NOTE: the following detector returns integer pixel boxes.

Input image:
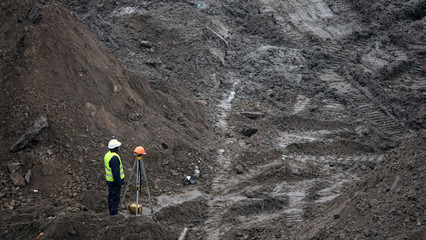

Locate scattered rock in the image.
[68,227,77,236]
[161,142,169,149]
[338,233,346,240]
[81,205,87,211]
[234,163,244,174]
[7,162,21,173]
[145,58,162,67]
[10,172,26,186]
[363,229,377,237]
[290,167,300,176]
[10,115,49,152]
[46,148,53,156]
[27,5,42,23]
[113,84,121,94]
[244,189,255,198]
[0,192,4,199]
[25,170,31,184]
[225,132,233,138]
[193,166,200,178]
[390,176,401,192]
[170,169,179,176]
[140,40,153,48]
[85,102,97,117]
[242,128,258,137]
[20,151,35,168]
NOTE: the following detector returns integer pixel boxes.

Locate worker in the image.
[104,139,125,216]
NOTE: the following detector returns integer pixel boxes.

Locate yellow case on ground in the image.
[129,203,142,214]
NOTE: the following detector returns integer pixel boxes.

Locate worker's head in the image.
[108,139,121,151]
[134,146,146,156]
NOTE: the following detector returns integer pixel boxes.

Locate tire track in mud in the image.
[395,44,426,91]
[331,59,411,137]
[201,0,395,236]
[264,0,414,140]
[263,0,359,41]
[201,88,387,238]
[273,130,386,224]
[203,75,242,240]
[319,68,409,138]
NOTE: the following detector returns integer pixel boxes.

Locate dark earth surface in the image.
[0,0,425,239]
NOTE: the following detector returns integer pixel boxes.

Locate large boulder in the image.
[9,115,48,152]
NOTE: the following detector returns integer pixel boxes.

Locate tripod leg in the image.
[120,160,137,208]
[135,159,140,216]
[140,159,154,214]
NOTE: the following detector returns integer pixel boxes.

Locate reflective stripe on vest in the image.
[104,151,125,182]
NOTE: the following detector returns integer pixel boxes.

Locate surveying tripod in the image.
[120,148,154,216]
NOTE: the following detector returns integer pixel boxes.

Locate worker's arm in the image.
[109,156,122,186]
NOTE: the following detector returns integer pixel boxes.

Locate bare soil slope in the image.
[0,1,214,239]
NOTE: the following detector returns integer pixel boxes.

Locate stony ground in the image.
[0,0,425,239]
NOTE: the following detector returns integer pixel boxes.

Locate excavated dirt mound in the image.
[295,130,426,240]
[1,0,425,239]
[2,207,176,240]
[1,0,215,238]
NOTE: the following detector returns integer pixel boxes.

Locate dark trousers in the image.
[107,181,121,215]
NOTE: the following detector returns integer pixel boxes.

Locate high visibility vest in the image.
[104,151,125,182]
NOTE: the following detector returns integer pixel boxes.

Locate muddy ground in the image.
[0,0,425,239]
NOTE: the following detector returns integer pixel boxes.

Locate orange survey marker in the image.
[37,232,44,239]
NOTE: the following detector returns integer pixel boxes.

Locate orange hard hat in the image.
[134,146,146,155]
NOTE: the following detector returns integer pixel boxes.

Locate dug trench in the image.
[0,0,425,239]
